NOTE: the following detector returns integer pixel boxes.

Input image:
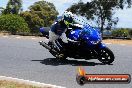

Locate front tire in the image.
[98,47,115,64]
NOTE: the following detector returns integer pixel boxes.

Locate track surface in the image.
[0,35,131,88]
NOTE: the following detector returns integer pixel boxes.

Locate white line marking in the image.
[120,44,126,46]
[45,39,49,41]
[105,43,112,45]
[16,36,21,39]
[31,38,36,40]
[3,36,8,38]
[0,76,65,88]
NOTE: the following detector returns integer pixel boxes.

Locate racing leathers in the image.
[48,20,68,51]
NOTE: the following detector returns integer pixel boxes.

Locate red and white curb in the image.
[0,76,66,88]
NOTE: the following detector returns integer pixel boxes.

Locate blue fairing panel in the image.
[39,27,50,36]
[68,29,81,41]
[40,27,45,33]
[99,43,106,49]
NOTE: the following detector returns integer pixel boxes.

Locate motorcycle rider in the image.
[48,11,83,51]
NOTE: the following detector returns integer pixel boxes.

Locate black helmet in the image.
[62,11,74,26]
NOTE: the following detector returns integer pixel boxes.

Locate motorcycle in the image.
[39,24,115,64]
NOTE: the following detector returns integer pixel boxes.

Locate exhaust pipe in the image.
[39,41,57,53]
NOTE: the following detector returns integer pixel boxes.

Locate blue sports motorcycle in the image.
[39,24,115,64]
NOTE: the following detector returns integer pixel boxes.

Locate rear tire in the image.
[98,47,115,64]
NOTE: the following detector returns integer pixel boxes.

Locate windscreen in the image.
[72,15,91,26]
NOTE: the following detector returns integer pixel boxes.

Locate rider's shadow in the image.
[31,58,108,66]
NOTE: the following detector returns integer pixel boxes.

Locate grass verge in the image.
[0,80,51,88]
[103,39,132,45]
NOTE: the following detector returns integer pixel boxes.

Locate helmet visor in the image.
[64,16,73,23]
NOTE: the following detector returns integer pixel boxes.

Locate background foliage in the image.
[0,0,132,38]
[111,28,131,37]
[20,1,58,33]
[67,0,132,35]
[3,0,22,14]
[0,14,29,34]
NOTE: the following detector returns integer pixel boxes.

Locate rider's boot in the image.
[48,41,54,49]
[48,41,52,46]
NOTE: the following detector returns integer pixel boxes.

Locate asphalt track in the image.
[0,35,132,88]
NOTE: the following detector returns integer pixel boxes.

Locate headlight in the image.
[90,40,100,45]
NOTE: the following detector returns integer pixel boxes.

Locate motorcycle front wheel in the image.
[98,47,115,64]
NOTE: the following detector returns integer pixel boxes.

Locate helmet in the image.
[62,11,74,26]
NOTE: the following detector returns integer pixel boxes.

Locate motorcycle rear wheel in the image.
[98,47,115,64]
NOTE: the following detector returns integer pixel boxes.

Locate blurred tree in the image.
[20,0,58,33]
[119,0,132,9]
[20,11,44,33]
[129,29,132,36]
[3,0,22,14]
[29,0,58,26]
[0,14,29,34]
[111,28,129,37]
[0,7,4,14]
[67,0,132,36]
